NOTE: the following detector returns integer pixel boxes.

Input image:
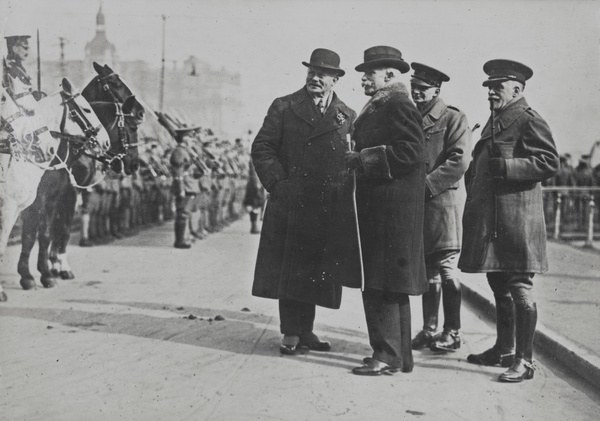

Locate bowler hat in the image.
[482,59,533,87]
[410,62,450,88]
[302,48,345,76]
[355,46,410,73]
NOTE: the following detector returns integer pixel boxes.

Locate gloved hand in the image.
[345,151,362,170]
[489,157,507,178]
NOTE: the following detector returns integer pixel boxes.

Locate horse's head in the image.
[90,95,145,175]
[82,63,145,121]
[35,78,111,164]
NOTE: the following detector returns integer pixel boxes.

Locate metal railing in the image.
[542,186,600,247]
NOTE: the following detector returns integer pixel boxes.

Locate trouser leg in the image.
[362,290,409,369]
[279,298,315,337]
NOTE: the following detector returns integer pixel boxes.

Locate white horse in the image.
[0,78,110,301]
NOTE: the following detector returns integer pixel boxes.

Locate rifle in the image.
[36,29,41,93]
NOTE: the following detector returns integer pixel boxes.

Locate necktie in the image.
[317,99,325,115]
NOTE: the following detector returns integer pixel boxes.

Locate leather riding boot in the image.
[174,218,191,249]
[399,295,413,373]
[442,278,461,332]
[499,300,537,382]
[430,279,462,352]
[411,283,441,350]
[467,295,515,366]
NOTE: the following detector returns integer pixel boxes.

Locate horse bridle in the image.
[94,73,140,165]
[101,101,139,167]
[50,90,105,160]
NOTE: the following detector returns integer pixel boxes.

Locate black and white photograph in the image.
[1,0,599,419]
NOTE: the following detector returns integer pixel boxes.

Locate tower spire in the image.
[96,1,105,34]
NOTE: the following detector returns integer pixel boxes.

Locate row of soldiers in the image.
[543,152,600,230]
[77,129,255,247]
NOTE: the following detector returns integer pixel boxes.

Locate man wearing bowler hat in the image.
[459,59,558,382]
[251,48,356,355]
[408,63,472,353]
[345,46,427,375]
[170,125,202,249]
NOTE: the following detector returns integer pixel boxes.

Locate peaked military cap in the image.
[5,35,30,49]
[410,62,450,88]
[302,48,345,76]
[482,59,533,87]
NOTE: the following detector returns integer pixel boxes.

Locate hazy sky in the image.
[2,0,600,157]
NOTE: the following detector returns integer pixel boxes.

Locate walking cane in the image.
[489,101,499,240]
[347,134,365,291]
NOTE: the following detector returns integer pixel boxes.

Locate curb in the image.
[462,284,600,391]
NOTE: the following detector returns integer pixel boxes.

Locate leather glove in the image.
[345,151,362,170]
[489,157,507,178]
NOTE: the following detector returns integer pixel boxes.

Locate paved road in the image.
[1,219,599,420]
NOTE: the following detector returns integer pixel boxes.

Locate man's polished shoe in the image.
[430,330,461,352]
[411,329,436,350]
[279,343,297,355]
[174,242,192,249]
[298,333,331,352]
[298,340,331,352]
[352,358,398,376]
[280,335,300,355]
[498,358,535,382]
[467,347,515,367]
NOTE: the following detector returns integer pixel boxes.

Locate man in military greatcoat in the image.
[408,63,471,353]
[170,126,202,249]
[251,48,356,355]
[460,60,559,383]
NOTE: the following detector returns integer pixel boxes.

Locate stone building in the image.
[37,4,243,137]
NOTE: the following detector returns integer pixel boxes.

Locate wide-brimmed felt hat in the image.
[302,48,345,76]
[410,62,450,88]
[355,46,410,73]
[482,59,533,87]
[174,125,202,138]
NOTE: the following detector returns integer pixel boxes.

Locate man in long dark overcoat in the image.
[344,46,427,376]
[408,63,472,353]
[460,60,558,383]
[251,48,356,355]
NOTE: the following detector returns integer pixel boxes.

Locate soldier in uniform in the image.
[170,125,202,249]
[460,60,558,382]
[408,63,472,353]
[3,35,45,107]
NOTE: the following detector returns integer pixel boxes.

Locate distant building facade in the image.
[37,4,243,137]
